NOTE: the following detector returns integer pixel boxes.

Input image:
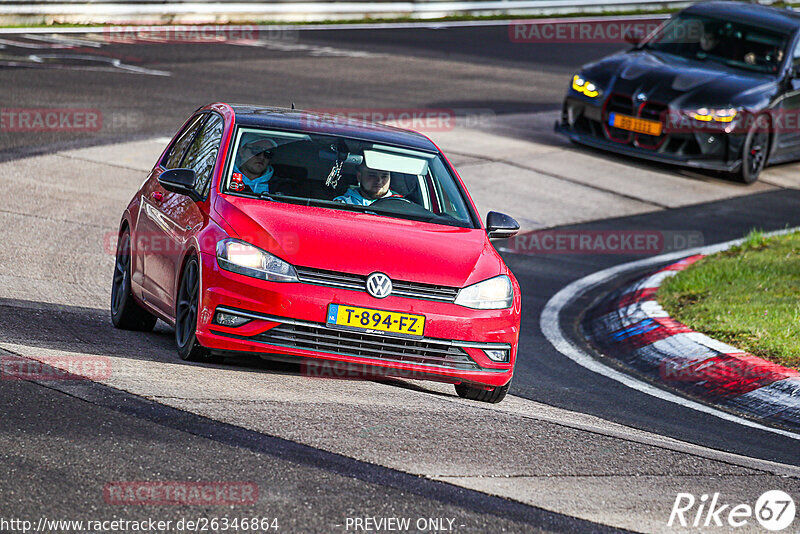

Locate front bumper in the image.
[557,95,744,173]
[195,252,520,388]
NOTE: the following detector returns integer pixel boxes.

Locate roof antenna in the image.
[291,102,296,110]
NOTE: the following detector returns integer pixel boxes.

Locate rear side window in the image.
[163,114,206,169]
[182,114,224,197]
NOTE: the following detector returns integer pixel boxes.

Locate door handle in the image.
[152,191,163,202]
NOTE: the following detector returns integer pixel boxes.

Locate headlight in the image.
[216,238,298,282]
[455,275,513,310]
[572,74,601,98]
[687,108,737,123]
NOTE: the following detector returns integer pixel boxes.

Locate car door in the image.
[135,113,207,316]
[152,113,225,318]
[774,37,800,153]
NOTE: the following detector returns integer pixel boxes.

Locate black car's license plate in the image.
[609,112,663,136]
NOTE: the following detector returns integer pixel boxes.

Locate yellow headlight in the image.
[689,108,737,122]
[572,75,600,98]
[690,108,713,121]
[713,109,737,123]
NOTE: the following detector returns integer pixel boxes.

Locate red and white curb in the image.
[540,227,800,440]
[585,255,800,430]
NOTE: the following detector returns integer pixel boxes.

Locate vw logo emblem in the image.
[366,272,392,299]
[635,92,647,102]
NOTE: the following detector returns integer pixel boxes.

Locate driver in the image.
[699,27,718,53]
[232,135,278,194]
[334,163,399,206]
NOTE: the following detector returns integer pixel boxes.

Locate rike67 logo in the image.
[668,491,795,531]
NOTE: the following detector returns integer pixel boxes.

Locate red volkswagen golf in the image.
[111,103,521,403]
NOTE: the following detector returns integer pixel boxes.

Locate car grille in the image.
[637,101,668,148]
[605,94,635,141]
[295,266,460,303]
[604,94,667,148]
[253,322,480,370]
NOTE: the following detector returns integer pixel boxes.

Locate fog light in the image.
[214,311,250,327]
[484,349,509,362]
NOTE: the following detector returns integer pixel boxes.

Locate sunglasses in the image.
[245,147,273,158]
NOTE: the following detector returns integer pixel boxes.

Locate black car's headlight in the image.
[455,275,514,310]
[572,74,601,98]
[686,108,738,123]
[216,238,298,282]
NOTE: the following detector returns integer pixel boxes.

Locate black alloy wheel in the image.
[736,117,770,184]
[175,256,220,363]
[111,230,157,331]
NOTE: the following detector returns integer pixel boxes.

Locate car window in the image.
[163,114,206,169]
[644,14,790,74]
[222,126,478,229]
[793,38,800,64]
[182,114,224,198]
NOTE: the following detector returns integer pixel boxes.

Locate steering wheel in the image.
[369,196,414,207]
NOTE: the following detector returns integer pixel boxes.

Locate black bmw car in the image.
[557,1,800,183]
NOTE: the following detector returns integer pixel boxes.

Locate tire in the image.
[111,229,157,331]
[735,116,770,184]
[454,382,510,404]
[175,256,221,363]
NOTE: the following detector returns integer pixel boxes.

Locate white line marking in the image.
[632,269,677,290]
[539,226,800,441]
[683,331,743,355]
[26,53,170,76]
[638,299,669,318]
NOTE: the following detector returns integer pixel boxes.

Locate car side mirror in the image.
[624,33,641,46]
[486,211,520,239]
[158,168,201,201]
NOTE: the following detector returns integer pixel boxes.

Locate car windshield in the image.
[642,14,790,74]
[223,126,477,228]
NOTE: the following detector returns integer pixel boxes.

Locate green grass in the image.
[658,230,800,370]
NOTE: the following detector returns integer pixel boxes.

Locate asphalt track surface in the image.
[1,23,799,532]
[0,25,622,159]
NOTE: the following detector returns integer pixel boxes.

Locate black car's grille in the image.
[606,94,634,115]
[636,101,668,148]
[604,94,668,149]
[639,101,667,122]
[605,94,634,141]
[295,266,459,303]
[254,323,480,370]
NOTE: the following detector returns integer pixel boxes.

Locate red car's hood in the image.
[214,196,503,287]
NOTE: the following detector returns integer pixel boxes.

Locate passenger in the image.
[232,136,278,194]
[334,163,399,206]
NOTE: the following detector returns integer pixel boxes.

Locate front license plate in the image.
[608,112,663,136]
[326,304,425,338]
